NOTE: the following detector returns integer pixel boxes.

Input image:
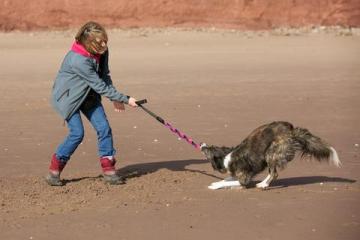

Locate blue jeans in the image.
[56,101,115,162]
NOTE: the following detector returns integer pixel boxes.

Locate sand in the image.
[0,29,359,240]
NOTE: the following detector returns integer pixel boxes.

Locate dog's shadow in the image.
[265,176,356,189]
[116,159,218,179]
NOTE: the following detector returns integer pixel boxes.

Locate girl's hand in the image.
[113,101,125,112]
[128,97,138,107]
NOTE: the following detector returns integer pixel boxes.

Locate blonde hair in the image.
[75,21,108,55]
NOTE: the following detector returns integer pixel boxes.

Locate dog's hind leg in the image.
[256,167,278,189]
[256,173,271,189]
[257,138,294,189]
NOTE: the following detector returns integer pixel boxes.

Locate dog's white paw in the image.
[208,180,241,190]
[208,184,221,190]
[209,177,237,186]
[208,181,225,189]
[210,180,225,186]
[256,182,269,189]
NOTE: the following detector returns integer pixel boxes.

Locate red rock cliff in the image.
[0,0,359,31]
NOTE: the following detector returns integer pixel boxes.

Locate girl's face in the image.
[75,22,109,55]
[86,35,108,55]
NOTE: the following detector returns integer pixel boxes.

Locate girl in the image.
[46,21,137,186]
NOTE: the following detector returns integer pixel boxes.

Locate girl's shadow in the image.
[116,159,219,180]
[63,159,214,185]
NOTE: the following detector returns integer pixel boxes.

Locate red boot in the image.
[45,154,66,186]
[100,156,124,185]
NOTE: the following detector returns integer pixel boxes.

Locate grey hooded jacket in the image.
[51,50,129,120]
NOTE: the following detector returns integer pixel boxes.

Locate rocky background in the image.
[1,0,359,31]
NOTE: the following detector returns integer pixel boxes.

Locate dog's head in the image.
[200,143,232,173]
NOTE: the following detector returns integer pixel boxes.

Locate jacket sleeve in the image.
[72,56,129,104]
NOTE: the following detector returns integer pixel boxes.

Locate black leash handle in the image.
[135,99,147,106]
[135,99,165,124]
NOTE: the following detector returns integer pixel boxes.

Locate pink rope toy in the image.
[135,99,201,150]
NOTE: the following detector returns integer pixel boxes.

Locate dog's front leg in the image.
[224,176,237,181]
[237,171,252,187]
[208,174,242,190]
[208,180,242,190]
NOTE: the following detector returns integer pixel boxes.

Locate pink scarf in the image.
[71,41,100,63]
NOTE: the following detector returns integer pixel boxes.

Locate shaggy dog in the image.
[201,121,341,190]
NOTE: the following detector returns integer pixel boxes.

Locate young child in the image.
[46,21,138,186]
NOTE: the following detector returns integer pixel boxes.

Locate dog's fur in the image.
[201,121,341,189]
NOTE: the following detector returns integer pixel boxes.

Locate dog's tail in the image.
[293,127,341,167]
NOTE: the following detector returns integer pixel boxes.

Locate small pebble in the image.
[133,126,137,129]
[355,143,359,147]
[153,139,158,142]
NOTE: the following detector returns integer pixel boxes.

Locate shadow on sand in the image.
[63,159,216,185]
[267,176,356,189]
[116,159,219,179]
[63,160,356,188]
[63,175,102,185]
